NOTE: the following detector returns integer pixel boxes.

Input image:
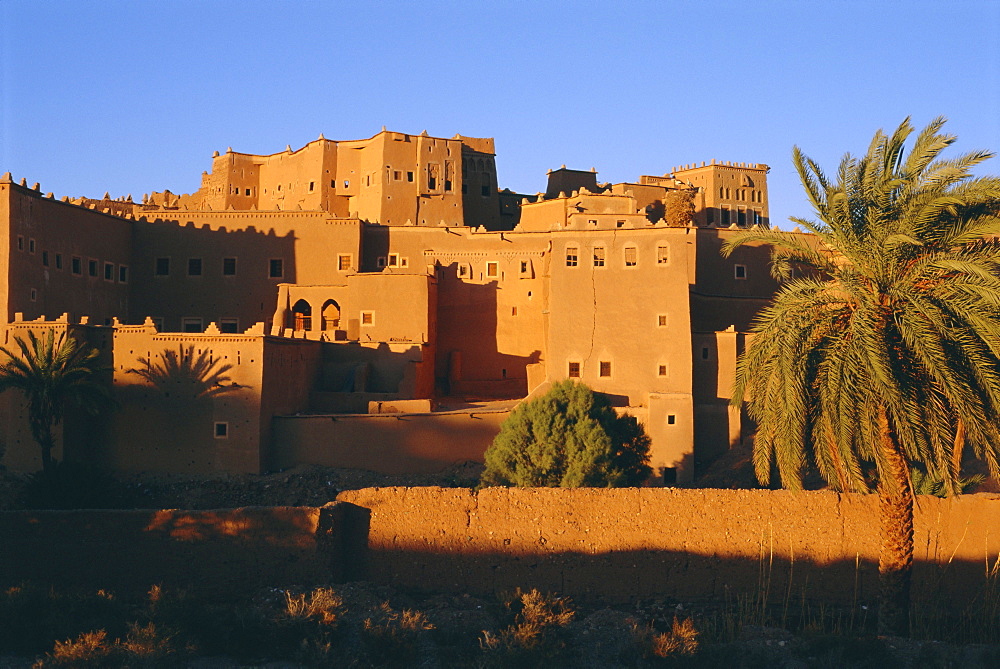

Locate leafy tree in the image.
[0,329,112,473]
[724,117,1000,635]
[480,380,652,487]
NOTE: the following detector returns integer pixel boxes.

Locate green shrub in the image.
[480,380,652,487]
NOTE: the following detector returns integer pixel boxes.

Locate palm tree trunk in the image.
[877,411,914,637]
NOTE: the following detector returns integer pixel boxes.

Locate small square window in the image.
[593,247,605,267]
[309,181,315,192]
[407,172,414,182]
[338,254,352,271]
[667,414,676,425]
[343,180,350,188]
[388,253,400,268]
[330,179,336,188]
[624,247,637,267]
[223,257,237,276]
[568,362,581,378]
[72,256,82,275]
[214,422,229,439]
[361,311,374,326]
[55,253,62,270]
[118,265,129,283]
[30,288,37,302]
[269,258,284,278]
[245,188,250,196]
[458,264,469,278]
[701,346,710,360]
[377,256,387,268]
[658,364,668,377]
[155,258,170,276]
[28,238,35,254]
[588,219,598,226]
[657,245,669,264]
[393,171,402,181]
[88,259,98,277]
[41,251,49,267]
[187,258,203,276]
[220,318,239,334]
[481,184,490,197]
[616,220,626,228]
[658,314,668,327]
[520,260,528,273]
[486,261,499,278]
[104,262,114,281]
[181,317,203,333]
[16,236,23,251]
[735,264,747,279]
[600,361,611,377]
[565,247,578,267]
[445,180,453,191]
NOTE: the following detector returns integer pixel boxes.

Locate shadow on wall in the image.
[131,218,298,332]
[128,345,241,398]
[435,265,542,398]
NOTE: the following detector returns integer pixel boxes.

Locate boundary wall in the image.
[2,489,1000,609]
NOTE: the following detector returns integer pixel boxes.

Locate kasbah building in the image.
[0,128,785,484]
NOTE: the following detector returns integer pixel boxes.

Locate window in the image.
[309,181,315,192]
[393,171,402,181]
[118,265,129,283]
[71,256,82,275]
[155,257,170,276]
[181,317,203,333]
[245,188,250,196]
[616,220,625,228]
[568,361,581,378]
[735,264,747,279]
[88,259,98,277]
[407,171,414,182]
[721,208,731,226]
[214,422,229,439]
[55,253,62,270]
[701,346,710,360]
[377,256,387,268]
[481,184,490,196]
[512,306,518,316]
[388,253,400,268]
[428,177,437,189]
[343,180,349,188]
[624,247,637,267]
[458,264,469,278]
[16,236,23,251]
[565,246,578,267]
[41,251,49,267]
[223,257,237,276]
[656,245,669,264]
[738,209,747,226]
[219,318,239,334]
[30,288,36,302]
[658,364,668,377]
[658,314,668,327]
[187,258,202,276]
[753,209,763,226]
[331,179,336,188]
[361,311,374,326]
[592,247,605,267]
[269,258,284,278]
[104,262,114,281]
[520,260,528,273]
[338,254,352,271]
[600,361,611,377]
[486,261,499,278]
[28,239,35,254]
[667,414,676,425]
[445,180,452,191]
[588,219,598,226]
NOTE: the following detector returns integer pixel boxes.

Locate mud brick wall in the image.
[0,505,347,599]
[337,487,1000,607]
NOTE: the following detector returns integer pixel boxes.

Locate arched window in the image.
[290,299,312,331]
[321,299,341,330]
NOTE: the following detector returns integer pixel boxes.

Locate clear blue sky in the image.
[2,0,998,228]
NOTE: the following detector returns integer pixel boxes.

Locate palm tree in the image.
[0,329,112,473]
[724,117,1000,636]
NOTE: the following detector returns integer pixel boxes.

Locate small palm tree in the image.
[725,117,1000,636]
[0,329,112,473]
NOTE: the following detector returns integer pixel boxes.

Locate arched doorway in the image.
[321,299,341,331]
[290,299,312,332]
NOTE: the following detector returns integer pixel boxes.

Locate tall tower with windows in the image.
[671,161,769,228]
